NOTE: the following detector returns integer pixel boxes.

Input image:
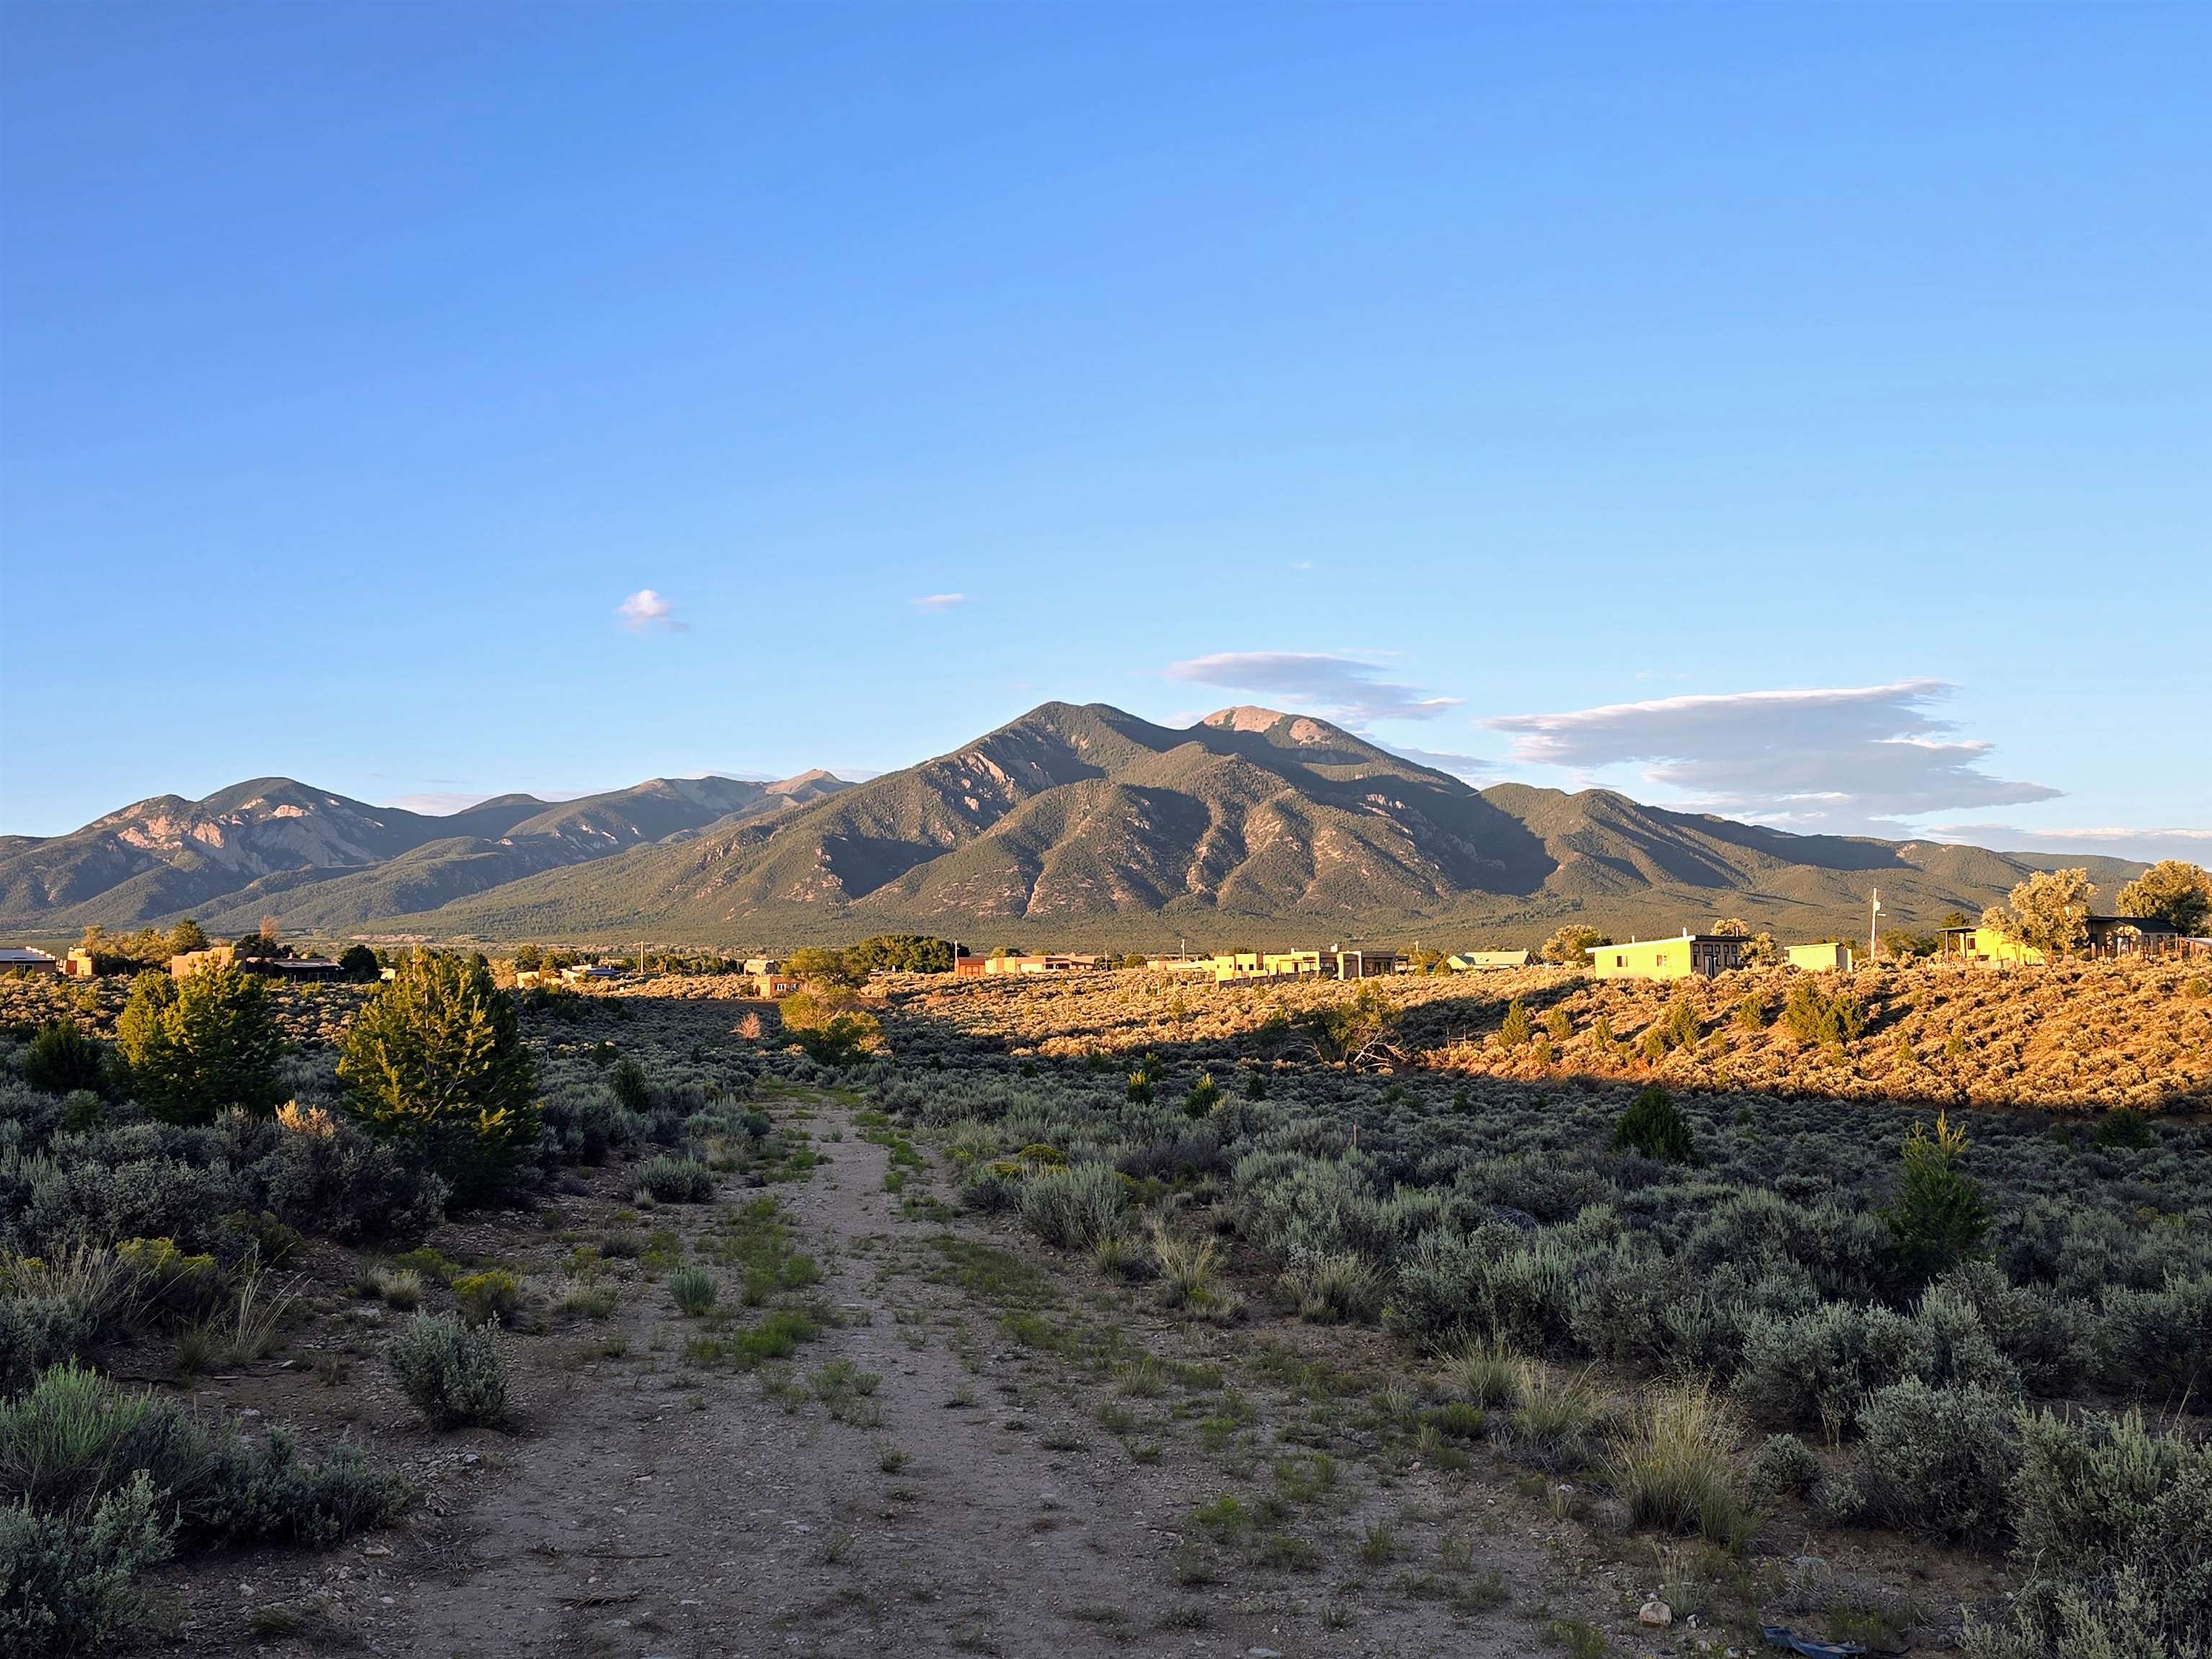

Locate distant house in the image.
[0,947,59,976]
[1155,946,1400,984]
[169,944,341,981]
[559,963,626,986]
[514,968,546,989]
[1786,942,1854,973]
[1942,916,2188,965]
[1447,950,1532,971]
[750,971,799,998]
[63,948,99,979]
[742,957,783,976]
[957,953,1099,977]
[1586,932,1748,981]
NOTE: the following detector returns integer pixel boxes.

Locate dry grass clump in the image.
[1606,1381,1757,1548]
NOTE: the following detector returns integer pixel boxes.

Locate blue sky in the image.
[3,4,2206,859]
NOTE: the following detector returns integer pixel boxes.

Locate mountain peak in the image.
[1199,706,1355,748]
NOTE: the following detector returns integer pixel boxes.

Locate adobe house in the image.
[1586,931,1748,981]
[0,947,59,976]
[63,948,99,978]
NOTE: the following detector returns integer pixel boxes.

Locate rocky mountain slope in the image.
[339,703,2144,946]
[0,772,848,935]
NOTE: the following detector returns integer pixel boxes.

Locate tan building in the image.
[0,947,59,976]
[1447,950,1532,971]
[1586,932,1748,981]
[62,948,99,979]
[170,944,238,979]
[1786,942,1853,973]
[955,953,1098,977]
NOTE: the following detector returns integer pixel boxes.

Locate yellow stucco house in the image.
[1586,932,1748,981]
[1786,942,1854,972]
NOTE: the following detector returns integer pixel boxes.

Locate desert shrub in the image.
[449,1269,521,1325]
[1960,1406,2212,1658]
[1884,1112,1991,1285]
[1151,1223,1239,1321]
[116,967,285,1124]
[1687,1188,1900,1304]
[192,1428,410,1546]
[1747,1432,1822,1500]
[22,1022,104,1098]
[0,1471,171,1656]
[1507,1360,1604,1471]
[338,952,540,1208]
[537,1079,642,1166]
[1182,1073,1220,1118]
[1733,994,1766,1033]
[2094,1273,2212,1399]
[1018,1163,1125,1250]
[1655,999,1700,1052]
[1607,1382,1755,1548]
[2091,1107,2156,1152]
[1279,1248,1382,1323]
[263,1115,446,1244]
[386,1313,507,1429]
[1841,1380,2018,1542]
[632,1155,713,1203]
[1613,1085,1693,1164]
[1930,1261,2089,1395]
[1908,1279,2020,1393]
[667,1266,716,1316]
[1734,1301,1921,1437]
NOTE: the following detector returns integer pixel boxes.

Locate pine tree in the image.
[117,964,284,1123]
[339,951,539,1207]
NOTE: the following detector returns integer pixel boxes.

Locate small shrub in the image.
[0,1472,171,1656]
[386,1314,507,1429]
[1733,994,1766,1033]
[1018,1163,1125,1251]
[633,1156,714,1203]
[1182,1073,1220,1118]
[609,1057,652,1115]
[2090,1107,2156,1151]
[369,1267,425,1311]
[1498,1000,1534,1048]
[450,1269,522,1326]
[1443,1336,1523,1408]
[667,1266,716,1317]
[1845,1379,2018,1542]
[1614,1085,1694,1164]
[1747,1433,1822,1500]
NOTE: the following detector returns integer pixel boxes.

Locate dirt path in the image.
[389,1091,1558,1658]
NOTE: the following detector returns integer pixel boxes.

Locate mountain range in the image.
[0,703,2146,948]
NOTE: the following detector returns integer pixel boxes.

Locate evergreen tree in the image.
[117,964,285,1123]
[2114,860,2212,935]
[338,951,539,1207]
[1884,1112,1990,1283]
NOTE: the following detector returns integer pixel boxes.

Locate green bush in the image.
[450,1269,522,1325]
[2090,1107,2156,1151]
[633,1156,713,1202]
[610,1058,652,1115]
[667,1266,716,1316]
[116,966,285,1123]
[0,1473,171,1657]
[1613,1085,1694,1164]
[1183,1074,1220,1118]
[386,1314,507,1429]
[1498,1000,1534,1048]
[1747,1432,1822,1500]
[1843,1380,2018,1542]
[22,1022,104,1097]
[1017,1163,1126,1250]
[338,951,539,1208]
[1782,979,1866,1049]
[1964,1406,2212,1658]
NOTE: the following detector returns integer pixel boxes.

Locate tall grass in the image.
[1607,1381,1757,1549]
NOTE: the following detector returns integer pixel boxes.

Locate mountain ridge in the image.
[0,704,2152,945]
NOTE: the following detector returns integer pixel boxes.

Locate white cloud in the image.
[616,589,686,632]
[1374,745,1498,783]
[1485,679,2060,833]
[1925,823,2212,865]
[1165,651,1461,725]
[388,791,498,815]
[912,593,966,613]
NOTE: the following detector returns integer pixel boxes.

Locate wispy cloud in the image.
[1374,745,1498,783]
[616,589,687,633]
[1165,651,1461,725]
[912,593,966,613]
[388,791,498,815]
[1927,823,2212,865]
[1485,680,2060,833]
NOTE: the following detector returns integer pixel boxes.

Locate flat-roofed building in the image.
[1586,932,1748,981]
[0,947,59,976]
[1786,942,1854,973]
[1448,950,1532,971]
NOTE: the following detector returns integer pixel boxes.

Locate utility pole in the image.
[1868,889,1881,968]
[639,940,647,977]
